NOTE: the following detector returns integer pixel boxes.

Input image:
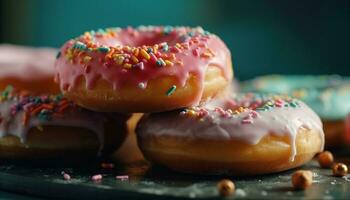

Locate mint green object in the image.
[241,75,350,120]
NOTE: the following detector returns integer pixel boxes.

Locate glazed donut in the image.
[0,44,60,94]
[54,26,232,112]
[137,93,324,175]
[0,87,127,160]
[242,75,350,148]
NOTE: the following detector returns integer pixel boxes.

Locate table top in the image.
[0,191,38,200]
[1,156,350,200]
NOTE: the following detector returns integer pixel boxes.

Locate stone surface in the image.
[0,159,349,199]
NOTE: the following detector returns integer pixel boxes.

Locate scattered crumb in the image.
[235,189,246,197]
[343,176,350,182]
[101,163,115,169]
[91,174,103,181]
[323,195,334,200]
[116,175,129,181]
[189,192,196,198]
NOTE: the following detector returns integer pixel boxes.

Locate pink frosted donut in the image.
[137,93,325,175]
[54,26,232,112]
[0,44,60,94]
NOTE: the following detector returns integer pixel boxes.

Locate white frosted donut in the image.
[0,87,127,160]
[137,93,324,175]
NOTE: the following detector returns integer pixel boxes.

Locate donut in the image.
[54,26,232,112]
[0,44,60,94]
[0,87,127,160]
[136,93,324,175]
[242,75,350,148]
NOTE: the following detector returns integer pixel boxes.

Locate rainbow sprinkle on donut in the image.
[61,26,215,71]
[180,94,301,124]
[55,26,231,92]
[0,86,75,125]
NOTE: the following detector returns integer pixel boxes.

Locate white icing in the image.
[138,97,325,161]
[0,99,106,155]
[0,44,56,79]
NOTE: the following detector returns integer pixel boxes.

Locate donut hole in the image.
[97,31,181,47]
[130,33,179,47]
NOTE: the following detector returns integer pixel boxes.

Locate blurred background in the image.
[0,0,349,80]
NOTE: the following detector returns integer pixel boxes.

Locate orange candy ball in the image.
[318,151,334,168]
[217,179,235,197]
[291,170,313,190]
[333,163,348,177]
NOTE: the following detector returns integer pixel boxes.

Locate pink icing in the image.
[55,26,231,104]
[0,44,57,80]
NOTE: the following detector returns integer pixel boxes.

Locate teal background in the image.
[1,0,350,80]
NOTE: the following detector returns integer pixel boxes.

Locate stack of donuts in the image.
[1,26,326,176]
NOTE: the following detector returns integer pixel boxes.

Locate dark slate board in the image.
[0,158,350,200]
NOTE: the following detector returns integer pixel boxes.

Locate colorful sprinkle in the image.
[136,62,144,70]
[73,41,87,50]
[115,55,125,65]
[61,171,71,180]
[91,174,103,181]
[83,56,92,63]
[180,94,301,125]
[201,52,212,58]
[192,48,199,57]
[162,43,169,52]
[164,60,173,67]
[123,63,132,69]
[156,58,166,67]
[98,46,110,53]
[166,85,177,96]
[149,53,158,64]
[241,118,253,124]
[131,55,139,64]
[140,49,151,60]
[116,175,129,181]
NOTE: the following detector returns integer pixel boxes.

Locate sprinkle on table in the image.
[61,171,71,181]
[101,163,115,169]
[91,174,103,181]
[116,175,129,181]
